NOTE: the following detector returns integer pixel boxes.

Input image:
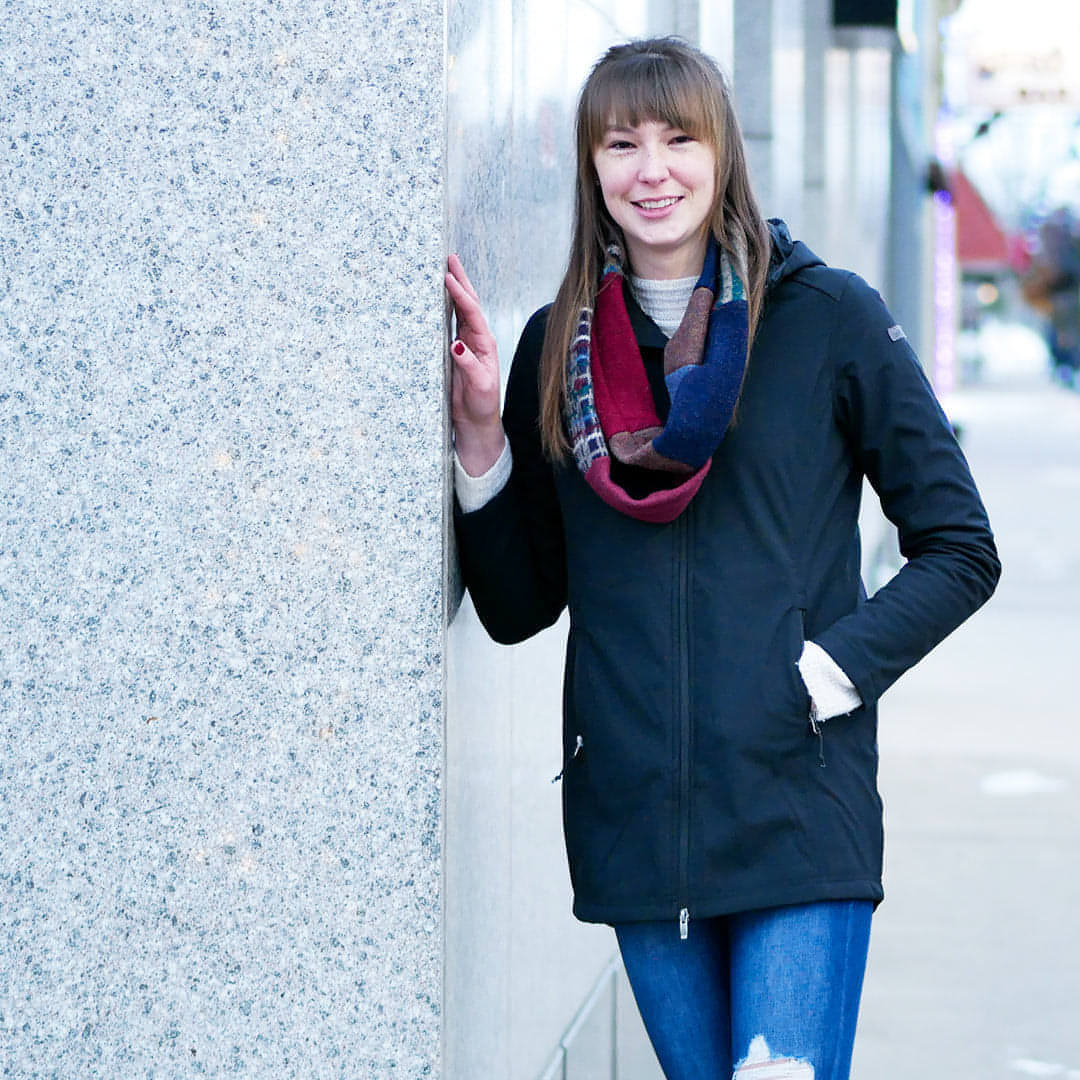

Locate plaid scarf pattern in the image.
[565,237,748,523]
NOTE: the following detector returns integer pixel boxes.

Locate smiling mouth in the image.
[633,196,682,209]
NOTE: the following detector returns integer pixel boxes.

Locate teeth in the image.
[635,197,679,209]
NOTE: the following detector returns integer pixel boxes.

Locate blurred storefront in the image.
[939,0,1080,389]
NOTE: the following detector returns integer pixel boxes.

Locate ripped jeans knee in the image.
[733,1034,816,1079]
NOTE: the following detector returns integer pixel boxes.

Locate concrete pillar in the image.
[674,0,702,41]
[772,0,807,228]
[1,1,446,1075]
[733,0,777,212]
[701,0,735,75]
[802,0,831,255]
[887,41,927,349]
[727,0,809,223]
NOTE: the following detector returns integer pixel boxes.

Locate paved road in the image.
[853,370,1080,1078]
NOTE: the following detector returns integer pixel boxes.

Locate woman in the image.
[445,38,999,1080]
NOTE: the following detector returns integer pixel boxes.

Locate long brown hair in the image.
[539,37,771,460]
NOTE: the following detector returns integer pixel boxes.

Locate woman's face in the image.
[592,118,717,280]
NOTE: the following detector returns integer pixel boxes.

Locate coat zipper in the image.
[809,712,827,768]
[797,609,827,768]
[551,734,583,783]
[676,515,692,939]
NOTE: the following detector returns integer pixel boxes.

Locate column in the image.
[0,2,446,1074]
[733,0,776,212]
[802,0,831,255]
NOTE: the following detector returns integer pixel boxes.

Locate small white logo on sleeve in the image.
[887,324,906,342]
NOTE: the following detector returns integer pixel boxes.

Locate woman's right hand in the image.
[445,254,507,476]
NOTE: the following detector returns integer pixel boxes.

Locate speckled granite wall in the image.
[1,3,445,1075]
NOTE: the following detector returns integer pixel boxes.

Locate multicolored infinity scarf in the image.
[565,237,749,524]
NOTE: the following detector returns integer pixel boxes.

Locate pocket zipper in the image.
[795,615,828,769]
[551,734,583,783]
[808,710,827,768]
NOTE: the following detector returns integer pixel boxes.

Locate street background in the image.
[854,351,1080,1077]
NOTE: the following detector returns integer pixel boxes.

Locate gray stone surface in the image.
[733,0,775,209]
[1,2,445,1075]
[539,1050,567,1080]
[563,967,615,1080]
[772,0,806,226]
[800,0,829,256]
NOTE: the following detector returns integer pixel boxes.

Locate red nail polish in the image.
[452,341,465,356]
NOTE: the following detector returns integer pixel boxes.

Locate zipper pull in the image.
[809,713,826,768]
[679,907,689,940]
[551,735,584,783]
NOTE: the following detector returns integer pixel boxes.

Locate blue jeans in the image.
[614,901,873,1080]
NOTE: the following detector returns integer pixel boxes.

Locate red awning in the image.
[952,168,1010,271]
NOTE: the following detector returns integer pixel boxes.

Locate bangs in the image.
[579,51,717,148]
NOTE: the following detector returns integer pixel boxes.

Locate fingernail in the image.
[452,341,465,356]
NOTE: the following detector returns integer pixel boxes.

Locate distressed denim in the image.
[614,900,873,1080]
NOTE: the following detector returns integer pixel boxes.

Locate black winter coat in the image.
[455,223,1000,927]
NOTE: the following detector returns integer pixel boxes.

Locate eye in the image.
[607,139,634,151]
[670,133,695,145]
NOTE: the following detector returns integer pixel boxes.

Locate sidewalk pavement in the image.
[853,369,1080,1078]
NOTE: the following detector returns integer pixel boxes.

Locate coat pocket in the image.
[736,606,817,770]
[755,606,812,722]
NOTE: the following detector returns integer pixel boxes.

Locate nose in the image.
[637,144,670,184]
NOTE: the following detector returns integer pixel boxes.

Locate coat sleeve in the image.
[453,307,568,644]
[812,274,1001,706]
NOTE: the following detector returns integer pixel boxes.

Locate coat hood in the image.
[766,218,823,291]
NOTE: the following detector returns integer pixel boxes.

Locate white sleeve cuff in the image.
[453,436,512,513]
[797,640,863,723]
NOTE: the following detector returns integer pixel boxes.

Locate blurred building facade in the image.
[0,0,949,1076]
